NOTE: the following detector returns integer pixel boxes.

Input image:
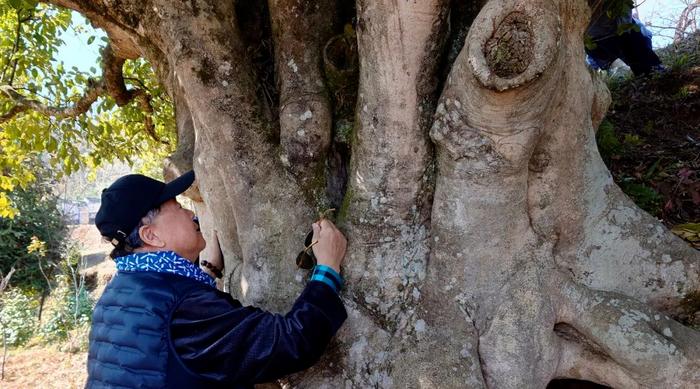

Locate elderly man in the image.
[87,170,347,388]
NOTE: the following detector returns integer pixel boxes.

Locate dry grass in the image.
[1,347,87,388]
[0,225,112,388]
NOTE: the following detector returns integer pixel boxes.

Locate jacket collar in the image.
[114,251,216,288]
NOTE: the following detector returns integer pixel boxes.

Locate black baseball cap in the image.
[95,170,195,246]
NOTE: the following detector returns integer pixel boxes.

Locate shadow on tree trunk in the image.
[548,379,612,389]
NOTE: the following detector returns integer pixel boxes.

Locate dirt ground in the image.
[69,224,112,260]
[1,347,87,388]
[600,34,700,249]
[604,66,700,224]
[1,225,112,388]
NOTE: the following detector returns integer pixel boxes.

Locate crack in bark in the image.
[553,322,611,360]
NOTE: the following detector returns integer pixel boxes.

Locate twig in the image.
[1,324,7,381]
[37,256,53,293]
[13,87,52,102]
[0,266,16,381]
[0,267,16,294]
[6,11,33,86]
[687,135,700,146]
[123,77,152,94]
[1,11,24,83]
[645,24,688,30]
[675,2,700,42]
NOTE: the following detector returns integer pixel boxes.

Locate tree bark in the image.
[41,0,700,387]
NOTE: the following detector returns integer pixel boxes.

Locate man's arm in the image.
[170,276,346,384]
[171,219,347,384]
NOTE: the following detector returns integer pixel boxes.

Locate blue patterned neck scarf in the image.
[115,251,216,288]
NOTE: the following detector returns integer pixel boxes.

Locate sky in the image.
[54,12,105,75]
[635,0,694,47]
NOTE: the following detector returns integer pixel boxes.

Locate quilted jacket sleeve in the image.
[169,280,347,384]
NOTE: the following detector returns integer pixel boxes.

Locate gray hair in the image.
[110,207,161,259]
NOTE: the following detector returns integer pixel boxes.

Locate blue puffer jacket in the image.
[86,271,346,388]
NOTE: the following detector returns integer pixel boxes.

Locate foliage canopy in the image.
[0,0,175,217]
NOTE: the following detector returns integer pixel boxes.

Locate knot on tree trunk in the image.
[484,11,533,78]
[467,0,561,91]
[323,32,359,119]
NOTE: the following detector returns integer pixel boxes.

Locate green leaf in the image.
[46,136,57,152]
[584,34,597,51]
[616,22,640,36]
[7,0,24,11]
[643,158,662,180]
[596,120,621,160]
[673,223,700,233]
[623,134,643,147]
[0,4,172,196]
[33,32,45,45]
[672,224,700,247]
[620,182,662,214]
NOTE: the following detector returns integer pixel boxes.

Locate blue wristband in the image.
[310,264,343,293]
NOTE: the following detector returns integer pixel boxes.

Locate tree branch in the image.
[132,88,167,145]
[0,266,16,295]
[675,2,700,42]
[0,82,105,122]
[0,43,164,143]
[555,333,639,388]
[1,9,30,84]
[559,281,700,387]
[144,0,320,310]
[101,45,165,144]
[101,44,135,107]
[268,0,334,183]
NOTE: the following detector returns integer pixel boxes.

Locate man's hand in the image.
[199,230,224,279]
[311,219,347,273]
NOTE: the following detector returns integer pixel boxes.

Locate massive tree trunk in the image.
[48,0,699,387]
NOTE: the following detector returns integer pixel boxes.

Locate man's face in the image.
[150,199,206,261]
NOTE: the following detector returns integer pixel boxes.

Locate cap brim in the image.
[156,170,195,204]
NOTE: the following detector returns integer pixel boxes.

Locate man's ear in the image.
[139,224,165,248]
